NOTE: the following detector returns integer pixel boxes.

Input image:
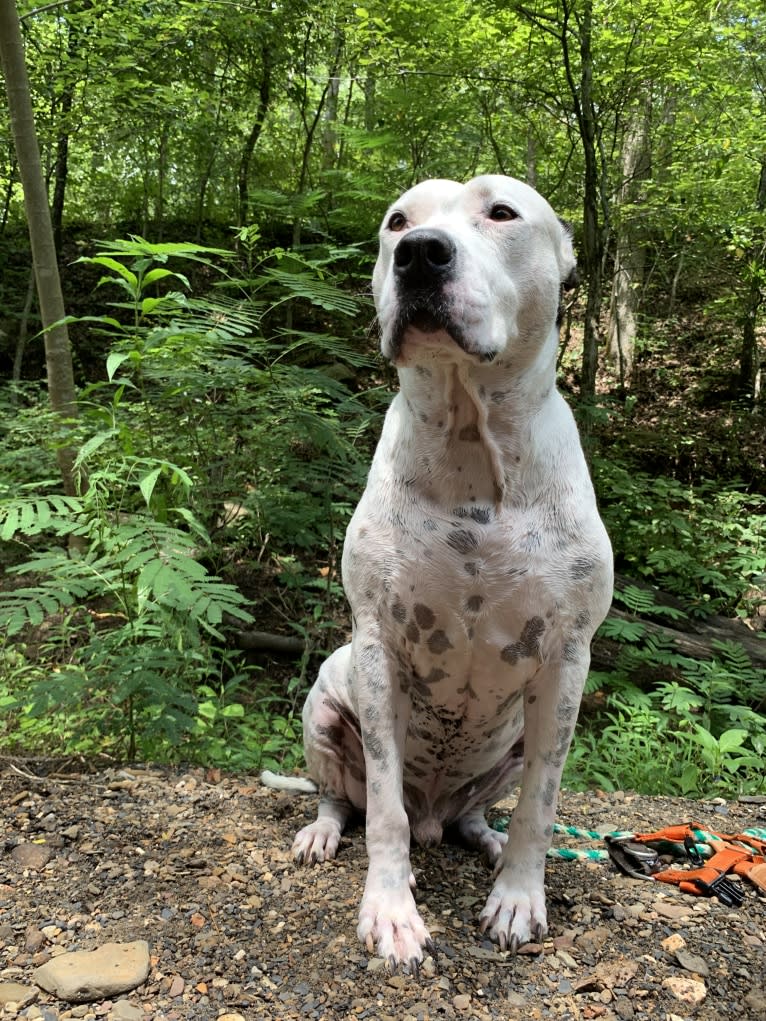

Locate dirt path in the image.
[1,762,764,1020]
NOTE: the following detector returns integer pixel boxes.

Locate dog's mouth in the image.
[389,297,489,362]
[407,308,443,333]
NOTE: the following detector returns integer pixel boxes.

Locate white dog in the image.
[264,175,613,971]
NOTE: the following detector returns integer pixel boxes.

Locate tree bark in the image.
[237,47,271,228]
[561,0,604,402]
[606,101,652,388]
[738,158,766,402]
[592,607,766,675]
[0,0,80,497]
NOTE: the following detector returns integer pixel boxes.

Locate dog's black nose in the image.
[393,228,456,288]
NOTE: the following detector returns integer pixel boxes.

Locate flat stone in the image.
[111,999,144,1021]
[745,990,766,1016]
[33,941,150,1003]
[661,933,686,953]
[662,975,707,1005]
[10,843,54,869]
[0,981,38,1007]
[675,948,710,977]
[652,900,691,921]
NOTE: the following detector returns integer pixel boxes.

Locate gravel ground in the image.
[1,761,765,1021]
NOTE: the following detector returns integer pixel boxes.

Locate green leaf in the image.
[84,256,139,288]
[718,729,749,754]
[76,429,119,465]
[142,268,175,286]
[106,350,132,381]
[139,466,163,506]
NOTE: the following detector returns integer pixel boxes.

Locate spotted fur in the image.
[278,175,613,970]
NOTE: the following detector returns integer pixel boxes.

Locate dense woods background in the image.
[0,0,764,797]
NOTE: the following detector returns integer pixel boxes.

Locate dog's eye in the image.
[387,211,407,232]
[488,204,518,222]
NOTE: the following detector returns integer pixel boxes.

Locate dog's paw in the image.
[457,815,508,866]
[292,818,342,864]
[478,875,547,952]
[357,886,433,972]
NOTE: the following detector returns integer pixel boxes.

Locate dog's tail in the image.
[260,769,317,794]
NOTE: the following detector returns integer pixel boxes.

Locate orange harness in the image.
[630,823,766,903]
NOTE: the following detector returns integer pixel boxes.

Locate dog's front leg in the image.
[353,637,432,971]
[479,656,588,951]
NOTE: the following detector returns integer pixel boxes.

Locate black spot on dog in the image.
[464,561,478,576]
[575,609,592,631]
[571,557,596,579]
[562,638,580,663]
[391,598,407,624]
[414,603,435,629]
[447,528,479,555]
[423,667,447,685]
[500,617,546,665]
[428,629,453,655]
[406,622,420,644]
[466,595,484,613]
[458,423,481,442]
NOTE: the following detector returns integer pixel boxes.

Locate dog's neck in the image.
[390,335,561,514]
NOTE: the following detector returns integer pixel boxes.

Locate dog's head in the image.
[372,175,576,367]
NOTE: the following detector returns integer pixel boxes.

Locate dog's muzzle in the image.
[389,228,477,359]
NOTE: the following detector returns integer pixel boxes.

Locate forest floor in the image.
[1,760,765,1021]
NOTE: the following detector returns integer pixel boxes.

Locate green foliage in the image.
[0,237,381,763]
[567,582,766,798]
[594,456,766,617]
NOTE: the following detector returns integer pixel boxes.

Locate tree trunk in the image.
[196,48,232,240]
[237,47,271,228]
[291,29,344,250]
[0,154,15,233]
[592,608,766,677]
[738,158,766,402]
[11,267,35,389]
[51,18,79,255]
[321,34,343,170]
[558,0,605,402]
[606,102,652,388]
[0,0,80,497]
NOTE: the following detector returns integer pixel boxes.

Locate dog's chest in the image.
[346,500,558,720]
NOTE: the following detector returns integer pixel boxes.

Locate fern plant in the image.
[0,235,382,764]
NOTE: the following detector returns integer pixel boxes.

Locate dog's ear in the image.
[561,264,579,292]
[556,217,578,292]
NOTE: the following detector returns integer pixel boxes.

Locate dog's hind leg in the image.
[292,645,366,864]
[456,809,508,866]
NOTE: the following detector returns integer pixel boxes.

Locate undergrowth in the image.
[1,236,764,797]
[0,236,379,769]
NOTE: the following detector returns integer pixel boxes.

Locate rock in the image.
[10,843,54,869]
[33,941,150,1003]
[167,975,184,997]
[26,926,47,953]
[453,993,472,1010]
[652,900,691,921]
[662,975,707,1005]
[0,981,38,1007]
[216,1015,247,1021]
[110,1000,144,1021]
[661,933,686,953]
[674,948,709,977]
[745,989,766,1016]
